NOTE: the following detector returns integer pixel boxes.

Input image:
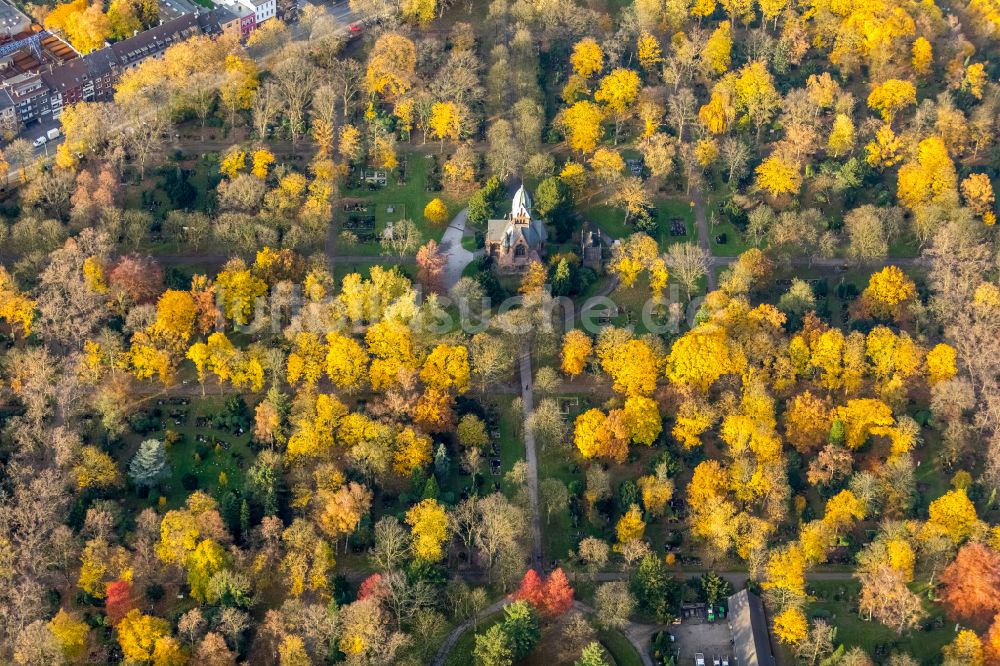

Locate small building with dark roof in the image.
[728,589,776,666]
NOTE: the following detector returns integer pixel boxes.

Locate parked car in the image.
[46,128,60,140]
[695,654,706,666]
[32,136,47,147]
[722,658,730,666]
[713,658,721,666]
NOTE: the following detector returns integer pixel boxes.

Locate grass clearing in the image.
[115,395,255,511]
[337,153,464,256]
[584,197,695,249]
[807,580,953,665]
[598,628,643,666]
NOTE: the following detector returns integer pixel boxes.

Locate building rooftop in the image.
[728,589,775,666]
[109,12,200,67]
[41,56,89,91]
[0,0,30,37]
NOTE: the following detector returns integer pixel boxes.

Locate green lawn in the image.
[445,613,504,666]
[116,395,255,511]
[338,153,463,256]
[807,581,954,665]
[709,216,752,256]
[598,628,643,666]
[584,197,695,249]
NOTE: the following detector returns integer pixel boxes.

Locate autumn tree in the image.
[594,68,641,143]
[897,136,958,210]
[755,155,802,197]
[366,33,417,99]
[562,330,593,376]
[406,498,449,562]
[571,38,604,77]
[423,198,449,227]
[961,173,996,226]
[867,80,916,123]
[940,543,1000,625]
[562,101,605,154]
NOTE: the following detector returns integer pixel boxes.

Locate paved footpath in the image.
[519,349,544,571]
[440,206,477,291]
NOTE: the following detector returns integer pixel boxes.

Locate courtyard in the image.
[671,620,735,666]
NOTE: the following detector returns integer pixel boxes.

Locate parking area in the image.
[671,622,735,665]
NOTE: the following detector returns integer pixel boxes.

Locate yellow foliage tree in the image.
[49,609,89,662]
[424,197,449,225]
[772,607,808,644]
[608,233,668,296]
[763,544,806,599]
[865,124,904,168]
[834,398,895,449]
[0,267,35,337]
[784,391,830,453]
[827,114,855,157]
[251,149,275,179]
[624,395,662,445]
[638,464,673,516]
[220,148,246,179]
[574,408,630,462]
[616,504,646,544]
[185,538,229,603]
[961,173,996,226]
[926,343,957,385]
[926,488,979,543]
[755,155,802,197]
[666,325,744,392]
[911,37,932,75]
[287,331,327,389]
[867,79,917,123]
[571,37,604,77]
[325,332,369,391]
[405,498,449,562]
[155,290,197,342]
[861,265,916,319]
[561,330,593,376]
[393,427,433,475]
[943,630,984,665]
[637,32,662,70]
[562,101,605,154]
[366,33,417,99]
[822,490,866,532]
[962,63,987,100]
[703,22,732,74]
[594,68,641,141]
[421,344,470,394]
[117,610,171,662]
[897,136,957,210]
[429,102,465,149]
[673,399,713,449]
[598,336,660,397]
[366,320,417,390]
[74,446,121,490]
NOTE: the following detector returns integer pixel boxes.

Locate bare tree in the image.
[329,58,364,118]
[251,82,280,141]
[372,516,411,573]
[274,54,317,152]
[664,242,709,300]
